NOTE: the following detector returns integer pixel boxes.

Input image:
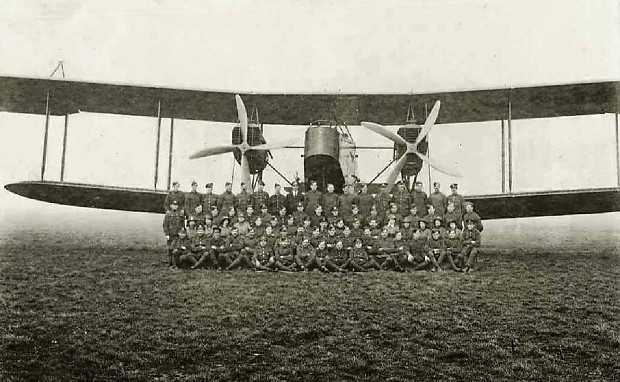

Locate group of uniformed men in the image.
[162,179,483,273]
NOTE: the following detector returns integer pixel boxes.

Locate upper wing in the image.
[0,75,617,124]
[5,181,620,218]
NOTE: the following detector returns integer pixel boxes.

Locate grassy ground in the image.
[1,216,619,381]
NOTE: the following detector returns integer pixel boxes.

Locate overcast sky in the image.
[0,0,619,220]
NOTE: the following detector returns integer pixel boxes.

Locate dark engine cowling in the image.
[304,124,346,193]
[395,126,428,177]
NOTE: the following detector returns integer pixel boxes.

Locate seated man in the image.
[459,220,481,273]
[463,202,484,232]
[409,230,431,270]
[390,231,409,271]
[444,229,463,272]
[294,237,316,271]
[325,240,349,272]
[219,227,245,269]
[272,226,296,271]
[190,225,210,268]
[226,228,258,270]
[252,236,276,271]
[375,228,400,270]
[347,237,380,271]
[426,229,445,272]
[170,228,194,268]
[193,227,226,269]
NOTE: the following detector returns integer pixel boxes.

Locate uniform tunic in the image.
[447,192,466,218]
[269,193,287,215]
[392,189,411,215]
[164,190,185,212]
[357,192,375,217]
[218,191,236,213]
[202,192,219,211]
[304,190,322,214]
[463,211,484,232]
[411,190,429,217]
[235,190,251,212]
[163,210,185,237]
[429,191,448,215]
[321,192,339,214]
[184,191,203,217]
[374,191,392,216]
[286,191,304,215]
[251,190,270,211]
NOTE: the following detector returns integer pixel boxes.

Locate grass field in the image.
[1,212,619,381]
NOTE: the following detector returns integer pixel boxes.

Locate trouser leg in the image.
[466,248,479,268]
[364,258,382,270]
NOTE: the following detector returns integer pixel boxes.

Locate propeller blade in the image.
[416,152,463,178]
[240,153,252,190]
[189,145,237,159]
[384,153,410,193]
[247,138,298,151]
[415,100,441,147]
[235,94,248,144]
[361,122,409,146]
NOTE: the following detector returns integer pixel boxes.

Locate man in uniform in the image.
[357,183,375,218]
[463,202,484,232]
[184,181,202,218]
[392,181,411,216]
[338,184,358,222]
[251,180,270,212]
[325,240,348,272]
[292,202,309,226]
[447,183,465,224]
[429,182,448,216]
[411,181,429,217]
[202,182,219,212]
[193,227,226,269]
[286,181,304,215]
[374,183,392,218]
[252,235,276,271]
[226,228,257,270]
[427,229,446,272]
[309,204,324,228]
[170,228,195,268]
[272,226,296,271]
[163,200,185,266]
[375,228,401,271]
[269,183,287,215]
[444,202,462,230]
[218,227,245,269]
[459,220,481,272]
[294,237,316,271]
[444,229,463,272]
[304,180,322,215]
[190,225,210,268]
[218,182,236,214]
[235,181,251,213]
[258,204,273,227]
[321,183,339,214]
[164,181,185,214]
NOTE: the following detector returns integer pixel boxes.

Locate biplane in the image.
[2,75,619,220]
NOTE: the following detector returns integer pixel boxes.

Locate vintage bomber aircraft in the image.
[2,75,620,220]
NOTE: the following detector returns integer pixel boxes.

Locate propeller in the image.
[189,94,295,190]
[361,100,462,193]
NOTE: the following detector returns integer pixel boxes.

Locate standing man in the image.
[429,182,448,216]
[357,183,374,218]
[218,182,236,213]
[251,180,270,212]
[163,200,185,266]
[374,183,392,219]
[411,181,429,218]
[202,182,219,212]
[286,181,304,215]
[269,183,287,215]
[164,181,185,214]
[447,183,465,225]
[321,183,339,215]
[392,181,411,216]
[184,181,202,218]
[304,180,322,215]
[338,184,358,223]
[235,181,251,213]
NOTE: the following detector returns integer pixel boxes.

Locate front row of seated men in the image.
[168,214,482,273]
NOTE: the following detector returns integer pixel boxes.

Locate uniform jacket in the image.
[163,210,185,236]
[304,190,322,213]
[184,191,203,216]
[286,191,304,214]
[251,190,270,211]
[357,192,375,216]
[447,193,466,217]
[429,191,448,215]
[392,189,411,214]
[191,234,211,253]
[164,190,185,212]
[463,212,484,232]
[235,190,251,212]
[411,190,429,217]
[322,192,339,214]
[444,236,463,253]
[349,247,369,263]
[461,228,481,247]
[218,191,236,213]
[171,236,193,253]
[269,193,287,214]
[202,192,219,211]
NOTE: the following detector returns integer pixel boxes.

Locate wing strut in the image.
[41,91,50,180]
[153,100,162,189]
[166,117,175,190]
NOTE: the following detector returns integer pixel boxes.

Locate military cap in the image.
[310,180,317,185]
[433,216,443,222]
[259,235,267,241]
[260,204,268,209]
[402,216,412,223]
[415,181,423,186]
[396,180,404,185]
[212,227,221,232]
[431,229,441,234]
[450,183,458,189]
[191,180,198,186]
[280,226,288,232]
[465,219,476,225]
[225,181,232,186]
[187,216,196,221]
[332,206,339,211]
[210,205,218,210]
[172,181,180,186]
[297,201,304,206]
[465,201,474,206]
[237,212,245,218]
[274,183,281,187]
[171,200,179,205]
[178,227,187,233]
[196,225,205,230]
[240,181,246,186]
[258,180,265,186]
[205,182,213,188]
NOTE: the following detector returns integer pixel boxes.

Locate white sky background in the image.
[1,0,619,220]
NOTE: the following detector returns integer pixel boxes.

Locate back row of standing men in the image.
[163,179,478,230]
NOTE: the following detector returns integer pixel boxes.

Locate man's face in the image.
[318,241,326,249]
[238,215,245,222]
[381,230,388,238]
[415,184,422,191]
[398,183,405,191]
[179,232,187,238]
[231,229,238,237]
[361,185,368,194]
[229,207,236,216]
[335,241,343,250]
[275,185,281,193]
[432,232,440,239]
[369,220,377,228]
[390,205,397,213]
[343,228,351,236]
[315,206,322,215]
[173,184,179,191]
[247,230,255,238]
[419,222,426,229]
[188,220,196,227]
[320,221,327,229]
[467,222,475,230]
[280,208,287,216]
[192,184,197,191]
[328,228,336,236]
[246,207,254,215]
[395,232,403,241]
[226,184,232,192]
[258,184,264,192]
[171,204,178,211]
[428,206,435,214]
[259,239,267,247]
[310,182,317,190]
[352,220,360,228]
[241,184,247,191]
[364,229,371,236]
[466,204,473,213]
[434,220,441,227]
[413,231,420,239]
[327,184,334,193]
[355,241,362,249]
[302,238,309,247]
[448,231,456,239]
[265,226,273,234]
[211,208,218,216]
[213,231,221,239]
[255,218,262,226]
[451,187,458,195]
[410,207,417,215]
[434,183,440,192]
[195,205,202,214]
[403,222,410,228]
[261,207,268,214]
[303,220,311,227]
[447,204,455,212]
[205,187,212,194]
[197,228,204,235]
[449,222,456,230]
[297,205,304,212]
